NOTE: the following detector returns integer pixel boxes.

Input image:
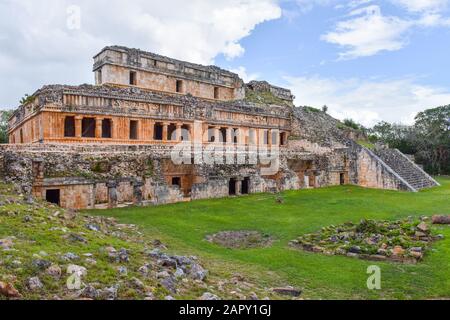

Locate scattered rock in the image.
[46,265,62,279]
[32,259,52,270]
[85,224,101,232]
[410,251,423,260]
[272,287,302,297]
[349,246,361,254]
[85,258,97,266]
[0,238,14,250]
[138,265,150,275]
[98,285,118,300]
[189,263,208,281]
[157,271,171,279]
[392,246,405,256]
[158,257,177,269]
[67,265,87,277]
[174,268,185,278]
[160,276,176,294]
[432,215,450,225]
[117,266,128,276]
[417,222,429,233]
[290,218,442,264]
[26,277,43,291]
[0,281,22,298]
[81,285,99,299]
[65,233,87,244]
[165,295,175,300]
[63,209,77,220]
[200,292,220,300]
[108,248,130,263]
[62,252,80,261]
[131,277,145,290]
[249,292,259,300]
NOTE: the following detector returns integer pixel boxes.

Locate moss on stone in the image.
[244,89,289,106]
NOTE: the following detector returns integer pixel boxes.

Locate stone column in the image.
[162,122,169,142]
[148,120,154,142]
[235,178,243,196]
[75,116,83,138]
[132,179,144,206]
[95,118,102,139]
[226,128,232,144]
[214,127,221,143]
[268,129,272,148]
[111,120,116,139]
[176,123,183,141]
[107,181,118,209]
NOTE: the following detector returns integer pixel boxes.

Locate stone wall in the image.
[93,46,244,101]
[246,81,294,103]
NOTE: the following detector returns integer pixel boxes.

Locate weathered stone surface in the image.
[432,215,450,225]
[26,277,43,291]
[46,265,62,279]
[272,287,302,297]
[290,218,441,264]
[199,292,220,300]
[0,281,22,298]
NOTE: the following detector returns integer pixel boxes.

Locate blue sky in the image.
[1,0,450,126]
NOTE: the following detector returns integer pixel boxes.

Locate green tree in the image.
[0,110,13,144]
[413,105,450,174]
[371,105,450,175]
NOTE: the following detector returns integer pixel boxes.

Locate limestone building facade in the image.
[1,46,439,209]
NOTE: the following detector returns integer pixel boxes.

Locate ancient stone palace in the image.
[1,46,439,209]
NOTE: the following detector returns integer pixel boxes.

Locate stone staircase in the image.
[374,148,440,191]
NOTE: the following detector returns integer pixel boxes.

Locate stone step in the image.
[374,148,438,191]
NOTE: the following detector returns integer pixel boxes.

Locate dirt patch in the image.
[206,231,273,249]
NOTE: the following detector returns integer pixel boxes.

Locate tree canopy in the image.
[0,110,13,144]
[370,105,450,175]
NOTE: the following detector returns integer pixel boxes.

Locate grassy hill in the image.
[0,184,278,300]
[87,177,450,300]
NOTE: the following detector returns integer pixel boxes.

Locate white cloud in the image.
[322,5,412,59]
[391,0,449,13]
[230,66,261,83]
[284,75,450,127]
[0,0,282,108]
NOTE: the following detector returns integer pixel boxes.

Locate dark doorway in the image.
[242,177,250,195]
[82,118,96,138]
[129,120,138,140]
[172,177,181,188]
[64,116,75,137]
[340,173,345,185]
[102,119,112,138]
[280,132,286,146]
[154,123,163,140]
[176,80,183,93]
[229,178,236,196]
[129,71,137,85]
[46,189,60,206]
[220,127,227,143]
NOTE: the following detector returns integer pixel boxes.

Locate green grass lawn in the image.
[88,177,450,300]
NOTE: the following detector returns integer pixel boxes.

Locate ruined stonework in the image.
[0,46,439,209]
